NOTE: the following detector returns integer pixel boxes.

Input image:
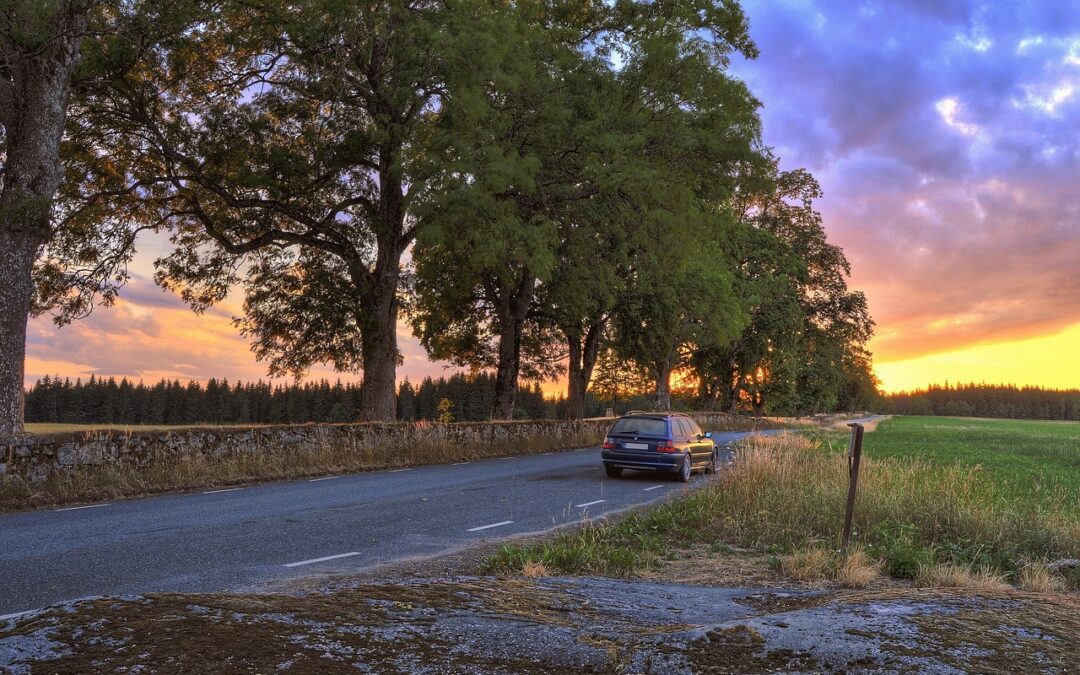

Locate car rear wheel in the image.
[605,465,623,478]
[678,452,692,482]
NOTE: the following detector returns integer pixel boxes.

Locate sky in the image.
[24,0,1080,394]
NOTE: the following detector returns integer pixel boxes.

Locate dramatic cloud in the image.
[733,0,1080,363]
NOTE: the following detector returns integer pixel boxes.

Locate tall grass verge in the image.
[486,433,1080,589]
[0,427,603,512]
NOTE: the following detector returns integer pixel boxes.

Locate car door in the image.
[686,419,709,463]
[674,418,695,461]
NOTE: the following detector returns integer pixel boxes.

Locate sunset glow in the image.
[874,321,1080,393]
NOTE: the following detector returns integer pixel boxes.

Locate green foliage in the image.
[689,160,877,416]
[436,398,454,424]
[40,0,879,425]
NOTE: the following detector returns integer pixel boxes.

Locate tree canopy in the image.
[2,0,880,433]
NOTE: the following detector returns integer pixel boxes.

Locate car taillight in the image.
[602,438,616,450]
[657,441,676,453]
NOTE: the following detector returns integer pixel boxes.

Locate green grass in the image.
[847,417,1080,512]
[486,419,1080,588]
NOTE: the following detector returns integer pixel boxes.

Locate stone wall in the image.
[0,412,761,485]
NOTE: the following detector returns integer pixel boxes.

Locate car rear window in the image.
[609,417,668,437]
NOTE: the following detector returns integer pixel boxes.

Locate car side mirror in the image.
[704,431,713,439]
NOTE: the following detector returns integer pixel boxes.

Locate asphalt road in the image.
[0,429,787,617]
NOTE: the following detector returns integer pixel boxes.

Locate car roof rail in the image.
[624,410,650,415]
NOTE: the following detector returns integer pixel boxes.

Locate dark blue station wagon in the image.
[601,412,718,482]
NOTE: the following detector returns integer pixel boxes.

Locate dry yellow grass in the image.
[918,563,1011,592]
[838,549,882,588]
[521,561,549,578]
[781,548,834,582]
[1017,560,1066,593]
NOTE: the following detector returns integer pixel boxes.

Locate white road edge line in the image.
[389,468,412,473]
[55,503,110,512]
[575,499,607,508]
[451,462,470,465]
[309,476,339,482]
[0,610,34,622]
[643,485,665,491]
[204,487,243,494]
[467,520,514,532]
[283,551,362,568]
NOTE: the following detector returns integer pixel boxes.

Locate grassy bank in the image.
[487,419,1080,590]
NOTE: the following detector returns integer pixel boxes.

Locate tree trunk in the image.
[751,390,766,417]
[494,328,521,420]
[492,275,535,420]
[354,139,409,422]
[356,260,401,422]
[653,360,673,411]
[565,320,604,420]
[0,233,40,436]
[358,313,398,422]
[567,339,583,420]
[0,2,91,435]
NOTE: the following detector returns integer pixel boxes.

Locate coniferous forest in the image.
[23,374,562,426]
[888,383,1080,421]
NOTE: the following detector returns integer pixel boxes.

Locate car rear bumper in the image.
[602,450,682,473]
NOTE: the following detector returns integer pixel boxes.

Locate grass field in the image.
[842,416,1080,513]
[487,416,1080,590]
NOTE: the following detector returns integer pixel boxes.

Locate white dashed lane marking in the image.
[574,500,606,508]
[54,503,110,512]
[643,485,665,492]
[283,551,362,568]
[466,521,514,533]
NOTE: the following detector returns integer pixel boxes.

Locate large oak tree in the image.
[74,0,521,421]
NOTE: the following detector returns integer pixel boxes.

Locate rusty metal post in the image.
[841,423,865,555]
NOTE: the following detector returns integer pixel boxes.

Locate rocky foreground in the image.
[2,577,1076,673]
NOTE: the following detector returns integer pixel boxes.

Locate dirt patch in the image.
[639,546,794,589]
[686,625,821,673]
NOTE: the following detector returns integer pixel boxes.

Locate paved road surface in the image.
[0,429,792,617]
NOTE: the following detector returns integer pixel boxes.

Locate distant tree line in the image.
[26,360,882,426]
[24,373,562,425]
[889,384,1080,421]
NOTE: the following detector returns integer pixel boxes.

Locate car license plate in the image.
[624,442,649,450]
